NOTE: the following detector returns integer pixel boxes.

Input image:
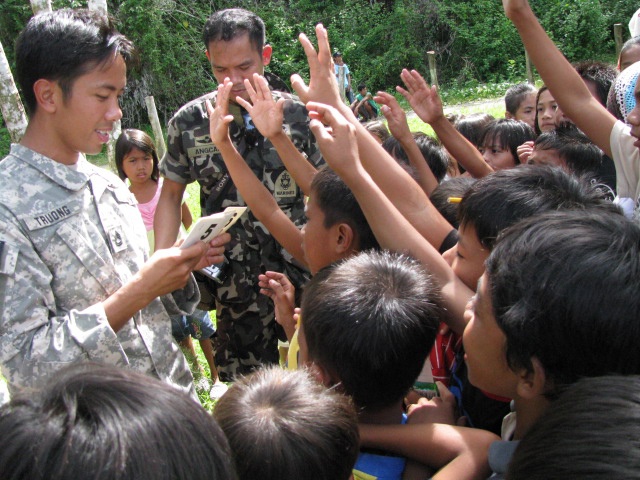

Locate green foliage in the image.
[0,0,632,128]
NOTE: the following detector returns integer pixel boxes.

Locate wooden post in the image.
[427,51,439,88]
[525,50,534,84]
[0,40,28,143]
[614,24,623,59]
[145,96,167,159]
[29,0,52,15]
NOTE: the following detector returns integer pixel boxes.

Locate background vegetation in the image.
[0,0,634,133]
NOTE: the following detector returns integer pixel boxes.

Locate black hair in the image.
[0,363,236,480]
[203,8,265,52]
[363,120,391,143]
[357,83,366,92]
[507,375,640,480]
[300,250,442,410]
[214,366,359,480]
[479,118,536,166]
[532,124,603,176]
[454,113,495,148]
[310,166,380,252]
[573,61,617,106]
[504,83,537,115]
[382,132,450,183]
[115,129,159,181]
[458,165,613,249]
[486,209,640,399]
[15,9,135,115]
[430,177,477,229]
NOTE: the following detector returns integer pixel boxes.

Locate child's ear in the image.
[505,111,514,120]
[335,223,355,254]
[309,362,340,389]
[516,357,547,399]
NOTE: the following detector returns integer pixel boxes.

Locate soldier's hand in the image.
[194,233,230,271]
[206,79,234,147]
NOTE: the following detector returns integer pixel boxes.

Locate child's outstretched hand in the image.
[235,73,287,140]
[205,79,234,147]
[291,24,342,107]
[375,91,412,142]
[306,101,360,176]
[398,69,445,125]
[502,0,531,19]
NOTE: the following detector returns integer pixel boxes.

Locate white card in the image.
[180,206,246,249]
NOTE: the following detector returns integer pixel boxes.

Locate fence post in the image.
[614,24,623,59]
[145,96,167,159]
[336,65,346,103]
[525,51,534,84]
[29,0,52,15]
[427,51,438,88]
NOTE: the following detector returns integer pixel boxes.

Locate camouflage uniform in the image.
[161,89,322,380]
[0,145,197,398]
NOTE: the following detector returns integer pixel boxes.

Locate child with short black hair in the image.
[477,118,535,171]
[506,375,640,480]
[299,250,497,479]
[214,366,359,480]
[0,363,236,480]
[504,83,537,129]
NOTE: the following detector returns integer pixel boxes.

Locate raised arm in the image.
[502,0,615,156]
[307,102,473,334]
[207,79,306,267]
[398,69,494,178]
[376,91,440,195]
[293,25,454,251]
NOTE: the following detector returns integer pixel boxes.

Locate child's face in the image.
[479,140,516,171]
[301,195,340,275]
[462,273,520,398]
[536,90,558,133]
[527,146,566,170]
[513,92,536,130]
[442,223,488,291]
[620,44,640,71]
[122,147,154,185]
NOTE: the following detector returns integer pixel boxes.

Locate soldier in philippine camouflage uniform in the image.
[0,9,228,397]
[156,8,323,380]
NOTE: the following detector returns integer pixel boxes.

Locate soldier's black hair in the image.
[203,8,265,53]
[0,363,236,480]
[15,9,134,115]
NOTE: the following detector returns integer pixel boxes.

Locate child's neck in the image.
[512,394,551,440]
[358,399,405,425]
[129,178,158,203]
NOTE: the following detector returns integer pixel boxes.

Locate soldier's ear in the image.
[34,79,58,114]
[262,44,272,67]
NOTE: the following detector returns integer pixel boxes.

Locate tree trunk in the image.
[0,40,28,143]
[30,0,52,15]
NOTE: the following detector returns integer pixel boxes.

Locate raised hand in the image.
[258,271,297,340]
[235,73,286,139]
[291,24,342,108]
[398,69,445,125]
[306,101,360,177]
[375,91,412,142]
[502,0,531,19]
[205,79,234,147]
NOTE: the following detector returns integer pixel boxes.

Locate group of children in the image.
[3,1,640,479]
